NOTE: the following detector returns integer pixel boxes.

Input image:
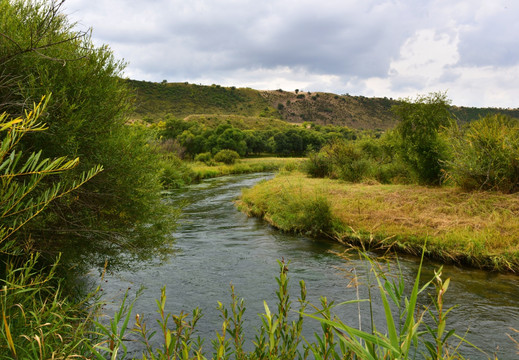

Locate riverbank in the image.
[189,157,304,179]
[237,171,519,272]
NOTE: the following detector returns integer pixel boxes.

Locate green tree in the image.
[0,0,175,269]
[216,128,247,156]
[392,92,452,185]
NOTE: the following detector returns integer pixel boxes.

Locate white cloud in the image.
[64,0,519,108]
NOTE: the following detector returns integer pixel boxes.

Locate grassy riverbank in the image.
[237,171,519,272]
[189,157,304,179]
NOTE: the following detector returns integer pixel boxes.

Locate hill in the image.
[183,114,293,131]
[129,80,281,121]
[260,89,395,130]
[127,80,519,130]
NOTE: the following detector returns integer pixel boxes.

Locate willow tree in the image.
[0,97,102,256]
[0,0,175,269]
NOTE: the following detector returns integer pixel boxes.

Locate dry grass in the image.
[239,172,519,272]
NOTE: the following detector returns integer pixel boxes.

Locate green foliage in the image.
[0,254,94,359]
[305,140,372,182]
[445,114,519,193]
[241,183,336,237]
[159,155,197,189]
[392,92,453,185]
[331,141,373,182]
[215,128,247,156]
[194,152,213,164]
[161,115,353,158]
[82,255,477,359]
[214,149,240,165]
[0,0,174,269]
[305,151,332,178]
[0,98,102,255]
[129,80,282,121]
[0,100,100,359]
[304,135,411,184]
[304,251,467,359]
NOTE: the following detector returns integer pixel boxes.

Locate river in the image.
[99,173,519,358]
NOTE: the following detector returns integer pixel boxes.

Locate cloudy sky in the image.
[64,0,518,108]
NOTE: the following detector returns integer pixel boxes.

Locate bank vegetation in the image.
[238,93,519,272]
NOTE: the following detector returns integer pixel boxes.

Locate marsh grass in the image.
[238,172,519,272]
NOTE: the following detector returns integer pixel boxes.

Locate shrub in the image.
[159,155,196,188]
[214,149,240,164]
[194,151,213,164]
[0,98,102,256]
[0,0,174,269]
[324,141,373,182]
[445,114,519,193]
[305,151,332,178]
[375,160,413,184]
[392,92,453,185]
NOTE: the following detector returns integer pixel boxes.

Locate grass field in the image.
[238,171,519,272]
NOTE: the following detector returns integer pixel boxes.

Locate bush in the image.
[392,92,452,185]
[159,155,196,188]
[375,160,413,184]
[194,151,213,164]
[0,0,174,269]
[305,151,332,178]
[324,141,373,182]
[214,149,240,164]
[445,114,519,193]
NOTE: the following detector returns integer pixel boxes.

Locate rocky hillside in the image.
[260,89,396,130]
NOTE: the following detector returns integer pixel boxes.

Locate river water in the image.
[99,173,519,358]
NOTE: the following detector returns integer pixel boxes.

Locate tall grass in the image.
[238,177,337,237]
[2,252,498,359]
[85,254,486,359]
[0,254,94,359]
[445,114,519,193]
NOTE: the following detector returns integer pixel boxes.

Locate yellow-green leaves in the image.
[0,97,102,254]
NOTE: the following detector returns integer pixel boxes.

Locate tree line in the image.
[160,116,359,158]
